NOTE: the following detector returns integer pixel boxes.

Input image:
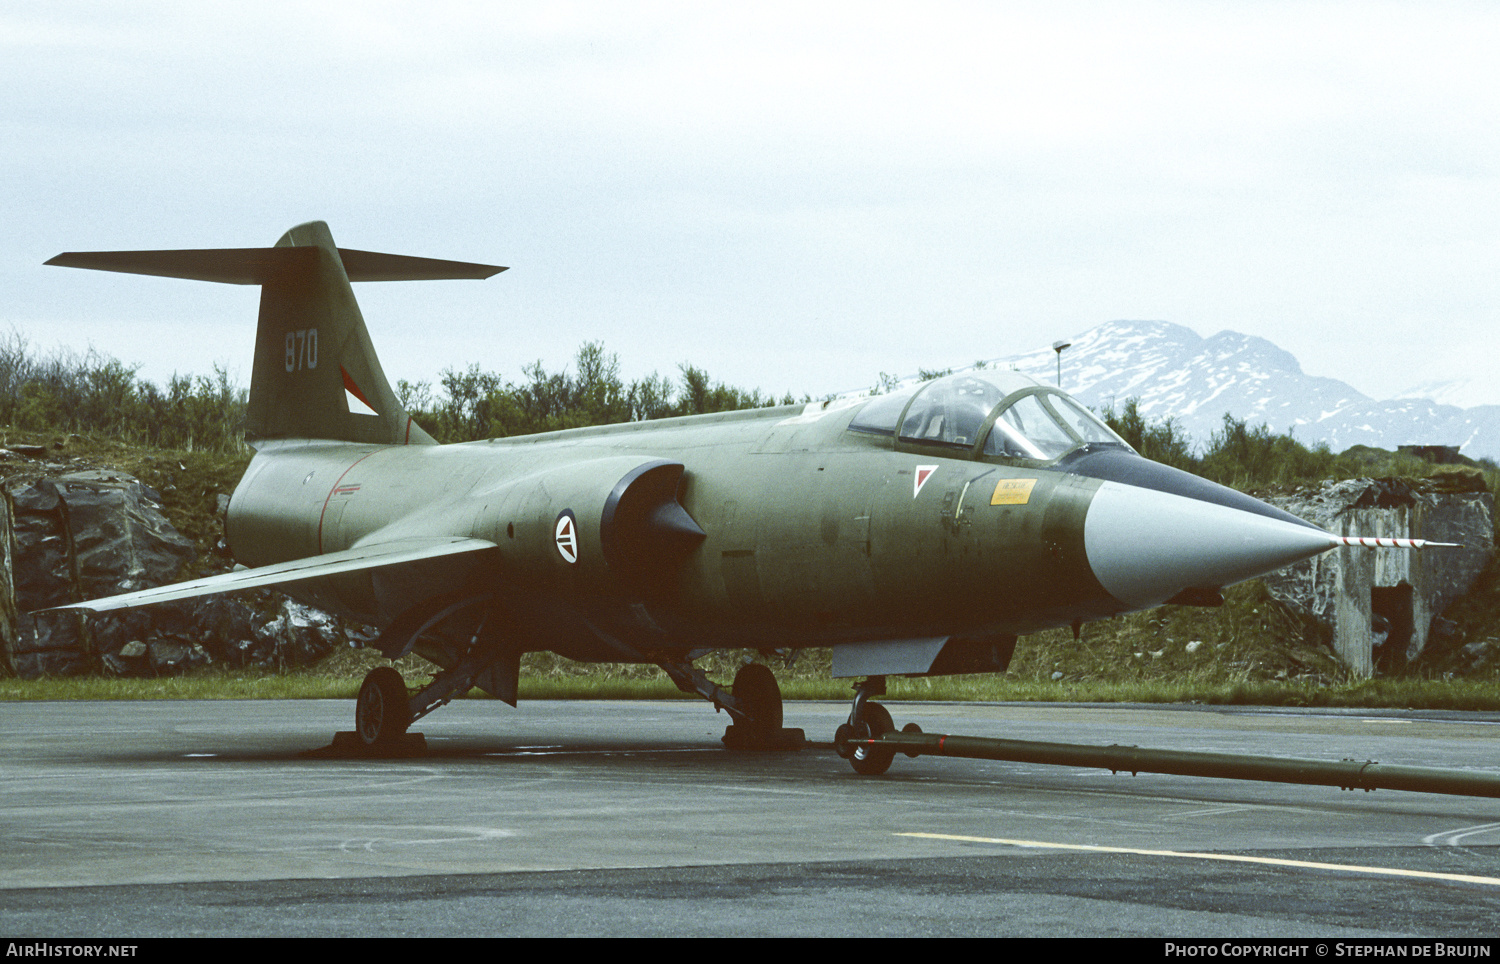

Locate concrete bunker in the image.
[1265,477,1494,677]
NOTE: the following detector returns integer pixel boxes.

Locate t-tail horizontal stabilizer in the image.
[43,247,506,284]
[46,221,506,447]
[30,537,497,615]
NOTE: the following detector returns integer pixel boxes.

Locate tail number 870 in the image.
[285,328,318,372]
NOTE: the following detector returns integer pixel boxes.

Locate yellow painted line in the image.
[897,833,1500,887]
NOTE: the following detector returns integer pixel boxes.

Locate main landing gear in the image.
[336,633,907,773]
[355,666,410,746]
[338,644,514,756]
[649,653,804,750]
[330,597,521,756]
[327,665,426,755]
[722,662,792,749]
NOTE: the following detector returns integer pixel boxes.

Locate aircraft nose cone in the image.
[1083,481,1338,610]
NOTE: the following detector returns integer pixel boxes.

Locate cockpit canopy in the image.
[847,370,1129,462]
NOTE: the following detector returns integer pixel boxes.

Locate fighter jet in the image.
[39,222,1416,775]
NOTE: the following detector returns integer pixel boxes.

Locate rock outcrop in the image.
[2,468,357,678]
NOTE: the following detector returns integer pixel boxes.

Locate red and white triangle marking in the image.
[913,465,938,498]
[342,366,379,417]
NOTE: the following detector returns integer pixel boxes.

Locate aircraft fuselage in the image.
[228,398,1114,664]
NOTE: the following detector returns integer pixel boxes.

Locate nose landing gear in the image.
[834,676,897,775]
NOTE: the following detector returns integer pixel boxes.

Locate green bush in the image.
[0,332,246,453]
[403,341,798,443]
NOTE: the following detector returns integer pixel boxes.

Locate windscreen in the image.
[983,391,1128,461]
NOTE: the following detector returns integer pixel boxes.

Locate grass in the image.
[6,652,1500,711]
[0,673,356,701]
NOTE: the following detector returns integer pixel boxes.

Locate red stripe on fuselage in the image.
[318,453,378,554]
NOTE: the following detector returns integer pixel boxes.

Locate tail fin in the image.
[46,221,506,446]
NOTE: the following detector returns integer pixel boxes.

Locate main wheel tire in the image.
[732,663,783,731]
[356,667,411,746]
[849,701,896,776]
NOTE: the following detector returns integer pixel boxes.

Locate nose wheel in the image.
[835,677,897,776]
[846,701,895,775]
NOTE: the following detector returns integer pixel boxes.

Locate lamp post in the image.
[1052,339,1072,388]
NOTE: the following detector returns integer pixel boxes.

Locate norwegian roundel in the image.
[554,510,579,564]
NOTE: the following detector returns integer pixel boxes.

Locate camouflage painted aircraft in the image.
[41,222,1408,774]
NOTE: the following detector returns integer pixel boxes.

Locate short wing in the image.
[31,537,496,614]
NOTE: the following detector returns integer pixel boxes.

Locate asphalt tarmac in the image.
[3,698,1500,937]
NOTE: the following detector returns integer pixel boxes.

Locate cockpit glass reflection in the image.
[983,394,1077,460]
[1046,394,1126,446]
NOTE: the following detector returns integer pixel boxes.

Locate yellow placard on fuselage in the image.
[991,478,1037,506]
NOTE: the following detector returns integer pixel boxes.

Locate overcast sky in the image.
[4,1,1497,407]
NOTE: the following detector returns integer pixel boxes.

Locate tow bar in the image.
[844,724,1500,799]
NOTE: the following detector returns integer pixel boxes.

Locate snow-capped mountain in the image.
[1394,376,1498,412]
[967,321,1500,461]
